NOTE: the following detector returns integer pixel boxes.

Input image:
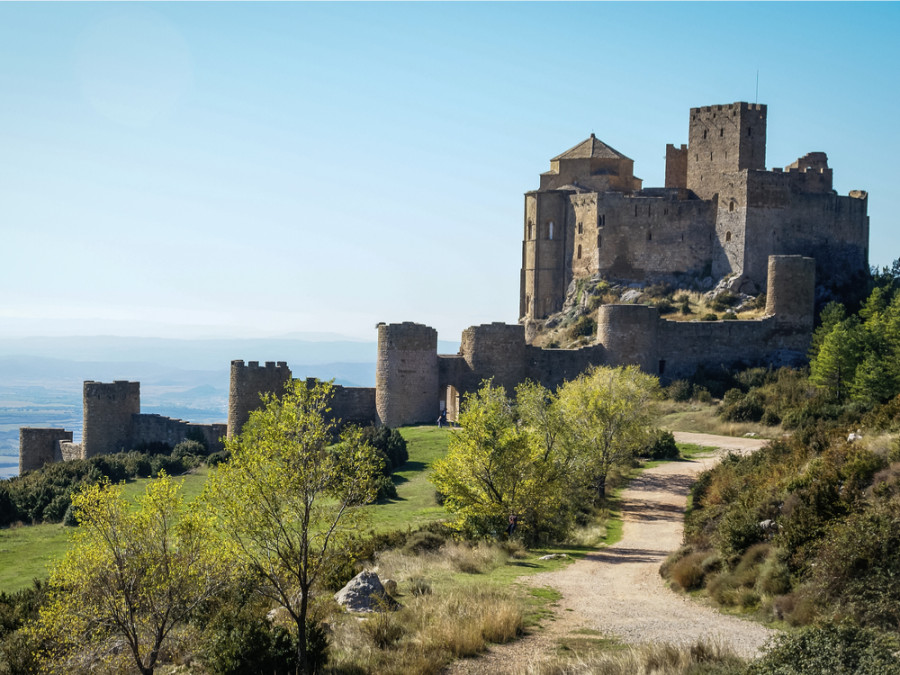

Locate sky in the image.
[1,2,898,342]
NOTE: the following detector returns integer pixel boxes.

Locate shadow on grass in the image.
[396,460,428,473]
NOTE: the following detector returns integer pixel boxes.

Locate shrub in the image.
[722,311,737,321]
[670,552,708,591]
[641,429,680,460]
[719,388,765,422]
[710,291,739,312]
[569,315,597,339]
[360,426,409,471]
[362,609,405,649]
[172,439,208,459]
[701,312,719,321]
[408,577,432,596]
[207,450,231,467]
[748,623,900,675]
[666,379,693,402]
[403,531,447,555]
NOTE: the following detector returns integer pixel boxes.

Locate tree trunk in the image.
[596,475,607,502]
[298,587,309,673]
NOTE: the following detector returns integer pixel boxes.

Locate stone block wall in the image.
[330,385,377,427]
[131,414,227,453]
[82,381,140,458]
[228,360,292,439]
[19,428,73,473]
[376,322,439,428]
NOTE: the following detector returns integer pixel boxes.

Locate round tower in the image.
[227,360,292,439]
[596,305,660,372]
[765,255,815,330]
[82,381,140,458]
[376,322,439,428]
[459,323,527,393]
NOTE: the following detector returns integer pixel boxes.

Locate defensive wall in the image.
[18,99,856,472]
[19,381,228,474]
[522,101,869,320]
[18,254,816,472]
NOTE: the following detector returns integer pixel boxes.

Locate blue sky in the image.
[1,2,897,341]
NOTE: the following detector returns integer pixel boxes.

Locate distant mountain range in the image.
[0,335,460,479]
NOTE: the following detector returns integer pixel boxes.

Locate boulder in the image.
[334,570,398,613]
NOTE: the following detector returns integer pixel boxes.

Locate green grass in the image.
[366,426,451,531]
[0,429,450,594]
[0,468,210,593]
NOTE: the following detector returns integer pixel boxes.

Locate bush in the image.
[670,551,708,591]
[360,426,408,471]
[719,388,765,422]
[711,291,739,312]
[701,312,719,321]
[569,315,597,339]
[666,379,693,402]
[207,450,231,467]
[172,439,208,459]
[749,623,900,675]
[641,430,680,460]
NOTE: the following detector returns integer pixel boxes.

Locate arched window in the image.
[577,244,582,259]
[548,221,554,240]
[725,231,732,242]
[729,201,735,213]
[577,222,583,235]
[647,231,652,242]
[527,221,533,240]
[598,235,602,248]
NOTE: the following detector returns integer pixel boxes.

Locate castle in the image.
[18,102,869,474]
[521,102,868,319]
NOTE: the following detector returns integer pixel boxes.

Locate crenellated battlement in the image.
[228,359,292,438]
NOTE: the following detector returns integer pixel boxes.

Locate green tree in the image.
[431,381,539,536]
[556,365,659,501]
[204,380,381,673]
[32,474,227,675]
[810,320,864,401]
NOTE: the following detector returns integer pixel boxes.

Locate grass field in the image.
[0,425,696,595]
[0,427,449,594]
[0,469,210,593]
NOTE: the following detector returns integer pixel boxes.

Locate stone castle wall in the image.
[131,414,227,453]
[82,381,140,458]
[19,428,73,474]
[228,360,292,438]
[375,322,438,429]
[521,101,868,320]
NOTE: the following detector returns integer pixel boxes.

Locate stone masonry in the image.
[520,102,868,320]
[17,101,867,472]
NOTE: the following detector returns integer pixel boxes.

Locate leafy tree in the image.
[430,381,556,540]
[556,365,659,501]
[809,319,864,402]
[203,379,382,673]
[32,474,227,675]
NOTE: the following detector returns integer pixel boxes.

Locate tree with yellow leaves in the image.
[203,379,382,674]
[32,474,227,675]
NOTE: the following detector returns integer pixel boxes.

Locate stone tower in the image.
[376,322,438,428]
[596,304,660,372]
[686,102,767,200]
[765,255,816,331]
[82,381,140,458]
[19,428,73,474]
[227,360,292,439]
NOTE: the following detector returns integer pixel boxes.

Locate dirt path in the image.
[445,432,775,674]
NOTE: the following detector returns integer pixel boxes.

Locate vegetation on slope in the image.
[658,266,900,672]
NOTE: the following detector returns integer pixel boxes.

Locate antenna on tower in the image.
[755,70,759,104]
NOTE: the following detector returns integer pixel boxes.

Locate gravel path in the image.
[445,432,776,674]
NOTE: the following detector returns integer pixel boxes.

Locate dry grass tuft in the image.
[533,638,744,674]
